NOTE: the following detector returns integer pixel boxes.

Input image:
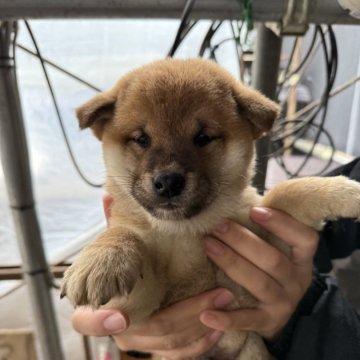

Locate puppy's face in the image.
[77,59,278,220]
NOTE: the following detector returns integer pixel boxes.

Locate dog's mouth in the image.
[157,201,178,210]
[132,190,208,220]
[136,197,190,219]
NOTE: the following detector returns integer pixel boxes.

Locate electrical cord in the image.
[277,27,319,96]
[198,20,223,57]
[293,25,337,176]
[209,35,241,57]
[23,20,103,188]
[168,0,197,57]
[271,25,338,177]
[199,19,250,80]
[272,121,336,177]
[17,43,102,92]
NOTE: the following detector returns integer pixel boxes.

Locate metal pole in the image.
[0,21,64,360]
[0,0,357,24]
[251,24,282,193]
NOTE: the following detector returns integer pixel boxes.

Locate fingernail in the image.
[213,221,229,234]
[103,313,126,333]
[252,207,271,221]
[213,290,234,308]
[206,238,225,256]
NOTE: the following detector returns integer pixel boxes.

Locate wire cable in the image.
[277,27,319,95]
[24,20,103,188]
[168,0,196,57]
[17,43,102,92]
[290,26,337,176]
[272,121,336,176]
[198,20,223,57]
[271,25,338,177]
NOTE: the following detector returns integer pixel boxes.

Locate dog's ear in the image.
[232,84,279,139]
[76,91,117,140]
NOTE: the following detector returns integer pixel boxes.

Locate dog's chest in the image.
[150,231,216,306]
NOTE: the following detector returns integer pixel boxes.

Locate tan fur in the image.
[62,58,360,360]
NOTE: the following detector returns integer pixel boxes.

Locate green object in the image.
[241,0,254,31]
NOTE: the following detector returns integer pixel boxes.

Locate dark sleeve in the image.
[314,157,360,272]
[266,274,360,360]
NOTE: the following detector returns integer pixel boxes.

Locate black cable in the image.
[271,121,336,177]
[209,35,241,52]
[179,19,198,42]
[17,43,102,92]
[198,20,223,57]
[289,26,337,177]
[276,37,299,99]
[271,25,338,177]
[277,27,319,95]
[276,27,319,119]
[168,0,196,57]
[285,27,319,81]
[24,20,103,188]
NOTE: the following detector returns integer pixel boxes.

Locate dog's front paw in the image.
[61,231,144,308]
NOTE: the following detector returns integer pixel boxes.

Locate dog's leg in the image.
[262,176,360,229]
[61,227,153,309]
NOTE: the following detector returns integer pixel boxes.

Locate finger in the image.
[153,330,223,360]
[72,307,128,336]
[116,321,211,353]
[112,288,233,352]
[205,237,284,304]
[102,193,113,224]
[127,288,234,337]
[212,222,293,286]
[200,309,276,339]
[250,207,319,265]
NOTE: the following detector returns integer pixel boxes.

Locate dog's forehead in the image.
[118,61,235,130]
[152,62,228,93]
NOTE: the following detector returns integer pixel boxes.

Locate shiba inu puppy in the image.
[61,58,360,359]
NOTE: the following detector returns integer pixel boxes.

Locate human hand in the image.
[201,207,319,340]
[72,288,231,359]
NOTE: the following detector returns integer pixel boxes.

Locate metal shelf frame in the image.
[0,1,359,359]
[0,0,358,24]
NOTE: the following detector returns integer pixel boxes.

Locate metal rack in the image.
[0,1,359,359]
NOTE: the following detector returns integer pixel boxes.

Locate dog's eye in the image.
[134,133,151,148]
[193,131,218,147]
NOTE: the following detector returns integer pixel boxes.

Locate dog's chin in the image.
[151,207,187,220]
[135,198,206,220]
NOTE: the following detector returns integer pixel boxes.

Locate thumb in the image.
[72,307,128,336]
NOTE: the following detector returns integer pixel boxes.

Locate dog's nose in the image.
[153,173,185,198]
